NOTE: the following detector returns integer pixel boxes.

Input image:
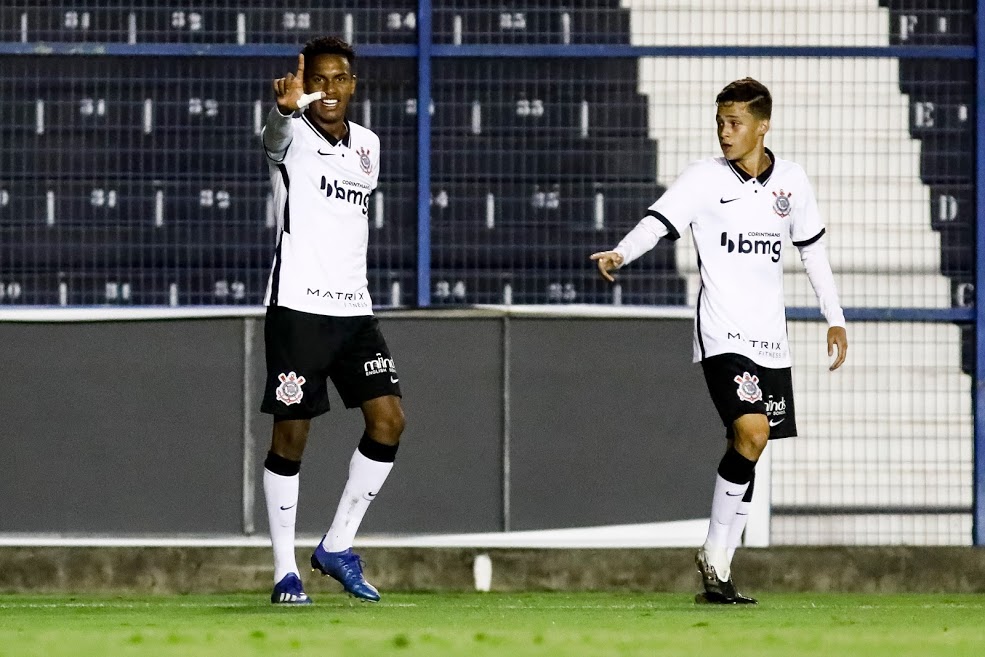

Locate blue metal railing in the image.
[973,0,985,547]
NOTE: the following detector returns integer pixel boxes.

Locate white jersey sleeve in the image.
[788,165,826,246]
[798,239,846,328]
[261,106,296,162]
[648,160,707,239]
[368,133,381,190]
[613,161,706,266]
[787,165,845,327]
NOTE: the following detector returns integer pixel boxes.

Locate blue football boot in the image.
[270,572,312,605]
[310,540,381,602]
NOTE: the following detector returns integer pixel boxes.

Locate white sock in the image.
[263,468,300,583]
[703,475,750,580]
[322,449,394,552]
[726,500,752,563]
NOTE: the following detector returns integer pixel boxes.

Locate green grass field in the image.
[2,592,984,657]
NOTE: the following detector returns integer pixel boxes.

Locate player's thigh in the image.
[260,306,334,419]
[700,353,768,437]
[329,316,403,409]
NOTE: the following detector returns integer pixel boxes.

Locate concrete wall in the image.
[0,312,724,536]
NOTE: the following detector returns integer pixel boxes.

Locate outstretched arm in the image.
[590,214,670,282]
[798,238,848,370]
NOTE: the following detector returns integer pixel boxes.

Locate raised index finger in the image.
[296,53,305,77]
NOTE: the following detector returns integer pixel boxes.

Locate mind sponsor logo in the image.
[364,352,396,377]
[765,395,787,414]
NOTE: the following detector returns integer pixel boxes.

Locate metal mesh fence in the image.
[0,55,416,305]
[0,1,977,545]
[772,320,973,545]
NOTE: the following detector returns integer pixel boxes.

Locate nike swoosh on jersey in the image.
[316,149,337,156]
[769,419,785,427]
[725,491,743,497]
[279,503,297,511]
[720,197,740,204]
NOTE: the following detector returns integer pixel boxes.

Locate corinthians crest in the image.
[276,371,306,406]
[734,371,763,403]
[772,189,793,217]
[357,147,373,174]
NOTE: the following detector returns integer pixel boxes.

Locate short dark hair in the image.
[302,36,356,69]
[716,78,772,119]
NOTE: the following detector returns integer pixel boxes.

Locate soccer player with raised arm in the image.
[591,78,848,604]
[259,36,405,605]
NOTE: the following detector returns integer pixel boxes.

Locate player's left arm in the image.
[790,168,848,371]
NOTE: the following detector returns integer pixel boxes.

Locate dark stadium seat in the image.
[0,182,48,226]
[47,180,158,227]
[432,3,630,45]
[918,136,973,184]
[881,0,975,46]
[430,223,679,271]
[421,180,661,231]
[908,96,973,138]
[161,180,268,225]
[11,5,130,43]
[428,268,686,306]
[937,224,973,277]
[928,184,974,231]
[444,95,650,138]
[0,271,61,306]
[11,139,266,180]
[430,135,657,181]
[898,60,975,97]
[435,59,642,89]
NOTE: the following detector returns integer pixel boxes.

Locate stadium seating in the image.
[0,1,684,308]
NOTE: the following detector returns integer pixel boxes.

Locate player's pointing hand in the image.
[273,53,324,114]
[590,251,624,283]
[827,326,848,371]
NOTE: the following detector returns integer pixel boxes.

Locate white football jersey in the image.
[262,113,380,316]
[647,150,825,368]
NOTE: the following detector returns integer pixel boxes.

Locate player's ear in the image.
[758,119,770,135]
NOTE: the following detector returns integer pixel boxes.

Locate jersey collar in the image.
[301,114,351,148]
[726,147,775,185]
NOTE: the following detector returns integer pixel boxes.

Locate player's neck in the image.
[733,146,770,178]
[307,113,349,143]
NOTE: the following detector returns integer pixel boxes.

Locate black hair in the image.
[716,78,772,119]
[301,36,356,69]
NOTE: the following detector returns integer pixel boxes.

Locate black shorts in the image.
[700,352,797,439]
[260,306,402,419]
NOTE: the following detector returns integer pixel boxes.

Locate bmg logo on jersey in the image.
[320,176,371,215]
[720,231,782,262]
[364,352,396,377]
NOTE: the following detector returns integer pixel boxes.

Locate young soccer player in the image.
[591,78,848,603]
[260,36,405,605]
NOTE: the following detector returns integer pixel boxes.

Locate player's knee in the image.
[367,407,405,444]
[734,429,768,459]
[272,418,310,460]
[732,416,768,459]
